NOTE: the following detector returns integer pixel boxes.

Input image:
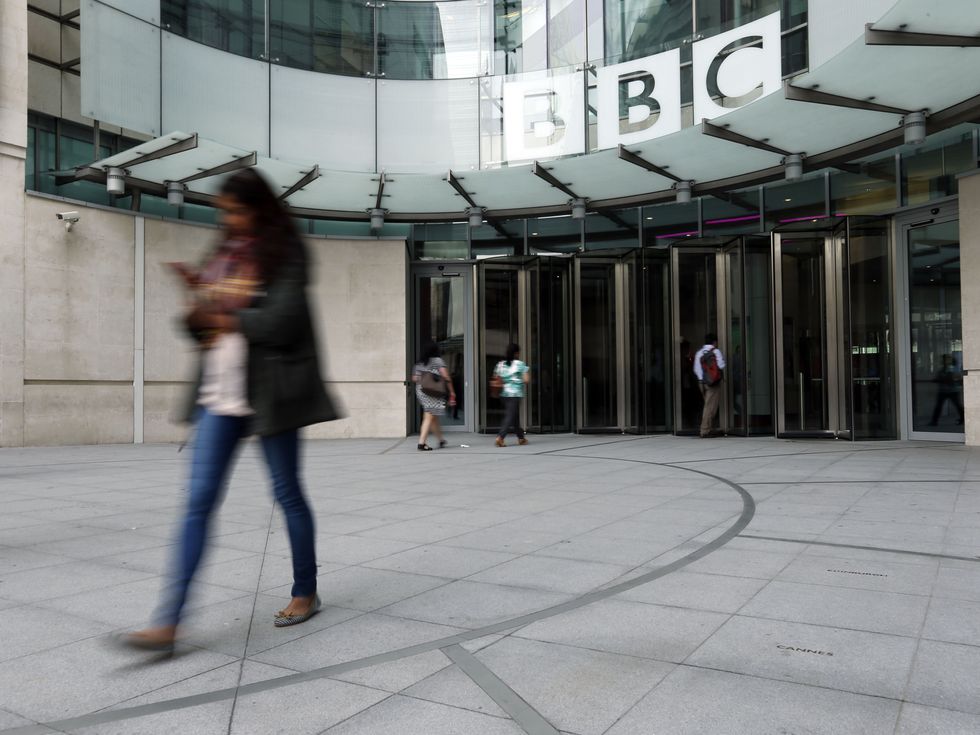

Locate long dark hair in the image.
[220,168,300,282]
[420,340,442,364]
[505,343,520,366]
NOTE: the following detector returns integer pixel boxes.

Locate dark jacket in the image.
[181,238,341,435]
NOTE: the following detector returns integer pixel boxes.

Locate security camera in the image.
[56,211,79,231]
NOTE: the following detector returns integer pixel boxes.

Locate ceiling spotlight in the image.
[166,181,185,206]
[673,181,692,204]
[369,208,386,232]
[571,198,587,220]
[903,111,927,145]
[467,206,484,228]
[106,167,126,196]
[783,154,804,181]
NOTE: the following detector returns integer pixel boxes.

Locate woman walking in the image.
[494,343,530,447]
[413,340,456,450]
[122,169,339,651]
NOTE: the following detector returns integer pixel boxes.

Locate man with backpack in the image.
[693,333,726,438]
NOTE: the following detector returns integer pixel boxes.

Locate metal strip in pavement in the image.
[740,533,980,563]
[443,644,560,735]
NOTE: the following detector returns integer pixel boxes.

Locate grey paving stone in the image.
[535,535,679,567]
[605,665,899,735]
[0,708,36,730]
[934,563,980,602]
[33,530,175,561]
[378,580,572,629]
[0,521,107,547]
[467,555,632,595]
[251,612,463,672]
[323,694,523,735]
[264,566,452,613]
[402,663,508,717]
[68,702,234,735]
[922,597,980,647]
[906,639,980,715]
[616,571,769,613]
[316,534,419,565]
[687,615,919,699]
[895,703,980,734]
[477,636,673,735]
[229,678,389,735]
[0,559,156,602]
[683,547,800,579]
[355,519,475,544]
[738,580,930,636]
[330,650,452,692]
[363,545,517,578]
[0,635,238,722]
[0,606,116,663]
[517,599,728,663]
[438,527,569,555]
[777,554,939,594]
[0,547,73,576]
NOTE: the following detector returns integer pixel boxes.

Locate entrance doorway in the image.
[413,265,474,432]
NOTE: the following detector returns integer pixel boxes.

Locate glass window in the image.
[162,0,265,59]
[832,157,896,216]
[549,0,587,67]
[642,201,698,243]
[380,1,490,79]
[907,220,962,434]
[413,223,469,259]
[58,134,110,204]
[25,126,35,192]
[695,0,780,37]
[702,191,760,235]
[782,25,807,75]
[528,214,582,254]
[181,202,220,225]
[604,0,692,64]
[494,0,548,75]
[36,128,57,195]
[903,130,975,207]
[584,208,639,250]
[765,174,825,228]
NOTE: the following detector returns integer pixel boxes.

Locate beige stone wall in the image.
[0,2,28,446]
[12,195,407,446]
[959,172,980,446]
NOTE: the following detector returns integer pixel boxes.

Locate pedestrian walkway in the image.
[1,434,979,734]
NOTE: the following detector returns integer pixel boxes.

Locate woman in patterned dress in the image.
[413,340,456,450]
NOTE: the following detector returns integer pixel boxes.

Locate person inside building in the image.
[693,333,726,438]
[120,168,339,652]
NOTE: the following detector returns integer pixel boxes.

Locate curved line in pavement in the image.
[6,454,755,735]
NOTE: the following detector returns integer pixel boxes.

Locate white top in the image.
[692,344,726,382]
[197,332,253,416]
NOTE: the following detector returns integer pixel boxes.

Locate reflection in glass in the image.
[849,219,894,438]
[162,0,264,58]
[418,274,467,426]
[726,246,744,434]
[482,267,520,430]
[765,174,825,229]
[743,242,773,433]
[548,0,587,67]
[380,1,490,79]
[604,0,692,64]
[633,252,671,431]
[903,131,975,207]
[494,0,548,74]
[696,0,781,36]
[530,260,572,431]
[832,156,895,216]
[908,220,962,434]
[780,238,827,432]
[269,0,374,75]
[579,262,618,428]
[584,209,639,250]
[703,192,761,236]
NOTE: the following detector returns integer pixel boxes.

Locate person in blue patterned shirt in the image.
[493,343,530,447]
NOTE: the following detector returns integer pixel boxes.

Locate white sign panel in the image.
[692,11,782,124]
[503,70,586,163]
[597,48,682,150]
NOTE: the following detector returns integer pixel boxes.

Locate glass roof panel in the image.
[456,165,571,210]
[381,174,463,215]
[186,157,314,197]
[93,132,195,170]
[873,0,979,34]
[633,126,782,184]
[285,171,382,213]
[132,144,252,189]
[546,149,676,201]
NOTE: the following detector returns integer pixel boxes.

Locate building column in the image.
[959,171,980,446]
[0,3,27,447]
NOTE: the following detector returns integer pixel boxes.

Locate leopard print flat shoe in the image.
[274,595,321,628]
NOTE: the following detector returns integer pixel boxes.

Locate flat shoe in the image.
[113,631,175,653]
[418,443,432,451]
[274,595,321,628]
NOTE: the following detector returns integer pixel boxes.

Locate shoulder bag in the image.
[420,367,449,398]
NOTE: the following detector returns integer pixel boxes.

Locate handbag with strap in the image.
[420,368,449,398]
[489,362,504,398]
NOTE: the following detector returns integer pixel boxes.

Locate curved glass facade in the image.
[160,0,808,79]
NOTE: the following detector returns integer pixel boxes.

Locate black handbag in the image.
[420,369,448,398]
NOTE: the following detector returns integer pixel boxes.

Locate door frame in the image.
[411,263,476,433]
[893,202,964,441]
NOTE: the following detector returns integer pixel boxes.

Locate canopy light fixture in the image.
[903,111,927,145]
[106,167,125,196]
[673,180,692,204]
[467,206,484,228]
[369,208,386,232]
[783,153,804,180]
[166,181,185,206]
[571,198,587,219]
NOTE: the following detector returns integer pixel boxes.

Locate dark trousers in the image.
[497,397,526,440]
[158,409,317,626]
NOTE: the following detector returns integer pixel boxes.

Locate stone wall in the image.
[12,195,407,446]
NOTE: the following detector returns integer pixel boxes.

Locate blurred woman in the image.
[493,343,530,447]
[122,168,339,651]
[413,340,456,450]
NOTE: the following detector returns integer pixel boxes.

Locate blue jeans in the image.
[158,409,317,626]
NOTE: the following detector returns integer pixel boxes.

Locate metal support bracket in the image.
[701,121,791,156]
[783,81,910,115]
[531,161,579,199]
[865,24,980,47]
[279,165,320,201]
[617,145,682,182]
